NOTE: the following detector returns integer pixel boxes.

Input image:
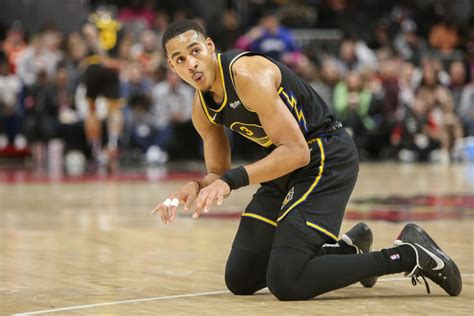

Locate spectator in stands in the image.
[365,58,401,159]
[0,57,22,148]
[120,61,152,152]
[121,62,153,102]
[235,10,297,61]
[147,70,194,160]
[458,82,474,136]
[393,19,427,66]
[429,19,460,55]
[54,67,88,156]
[22,70,59,166]
[414,64,463,161]
[368,19,395,61]
[16,33,62,87]
[392,96,443,162]
[2,21,26,74]
[333,71,374,158]
[448,60,469,113]
[130,30,164,75]
[398,62,416,108]
[62,32,88,94]
[310,58,341,107]
[336,38,378,76]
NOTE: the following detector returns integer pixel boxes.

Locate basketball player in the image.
[80,7,124,171]
[151,20,462,300]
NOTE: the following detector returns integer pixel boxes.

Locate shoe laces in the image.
[411,273,431,294]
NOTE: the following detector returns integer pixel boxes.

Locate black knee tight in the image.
[266,246,388,301]
[225,246,270,295]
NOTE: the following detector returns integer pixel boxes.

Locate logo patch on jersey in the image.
[281,187,295,209]
[230,100,241,109]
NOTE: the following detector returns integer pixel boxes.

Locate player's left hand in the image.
[193,179,230,219]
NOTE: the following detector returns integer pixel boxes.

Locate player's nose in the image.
[187,56,198,71]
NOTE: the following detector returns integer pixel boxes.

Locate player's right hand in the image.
[150,181,200,224]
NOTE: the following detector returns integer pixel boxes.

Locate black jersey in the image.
[197,52,335,149]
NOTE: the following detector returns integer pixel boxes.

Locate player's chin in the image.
[193,81,210,92]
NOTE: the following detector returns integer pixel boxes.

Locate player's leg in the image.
[266,202,415,301]
[84,64,103,160]
[265,132,460,300]
[319,222,378,288]
[266,130,403,300]
[104,98,123,170]
[225,184,282,295]
[102,66,122,171]
[267,210,461,300]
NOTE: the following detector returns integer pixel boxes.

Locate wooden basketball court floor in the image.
[1,163,473,315]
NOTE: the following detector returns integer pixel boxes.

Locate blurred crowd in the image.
[0,0,473,172]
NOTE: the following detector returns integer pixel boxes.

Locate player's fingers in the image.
[161,198,173,223]
[193,204,202,219]
[150,203,162,214]
[217,193,224,206]
[193,191,208,219]
[203,192,216,213]
[194,192,206,214]
[183,193,193,212]
[169,198,179,222]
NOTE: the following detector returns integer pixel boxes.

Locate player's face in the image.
[166,30,216,92]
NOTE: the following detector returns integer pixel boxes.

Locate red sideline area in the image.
[0,145,30,157]
[0,168,470,221]
[200,206,471,222]
[0,169,205,183]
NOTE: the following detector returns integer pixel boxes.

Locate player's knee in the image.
[266,261,303,301]
[225,262,259,295]
[225,248,264,295]
[225,269,256,295]
[266,248,318,301]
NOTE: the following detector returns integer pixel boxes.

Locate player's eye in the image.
[192,48,200,55]
[176,57,184,64]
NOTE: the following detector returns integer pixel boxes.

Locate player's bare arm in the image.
[233,55,310,184]
[151,92,231,222]
[192,56,311,216]
[191,92,236,217]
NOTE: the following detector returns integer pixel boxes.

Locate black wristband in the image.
[219,166,249,190]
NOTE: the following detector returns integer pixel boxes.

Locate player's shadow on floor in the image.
[250,290,446,300]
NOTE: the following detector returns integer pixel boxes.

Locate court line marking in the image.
[13,274,474,315]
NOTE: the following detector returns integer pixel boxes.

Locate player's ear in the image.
[205,37,215,54]
[167,58,177,73]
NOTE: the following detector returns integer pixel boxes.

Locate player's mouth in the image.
[192,72,204,84]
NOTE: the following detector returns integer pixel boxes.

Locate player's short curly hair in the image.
[162,19,207,54]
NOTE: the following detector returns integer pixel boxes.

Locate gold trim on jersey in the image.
[229,121,273,148]
[305,221,338,241]
[197,92,217,124]
[228,51,256,113]
[242,213,277,227]
[277,138,325,222]
[197,53,228,124]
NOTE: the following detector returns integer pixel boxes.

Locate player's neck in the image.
[208,56,225,103]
